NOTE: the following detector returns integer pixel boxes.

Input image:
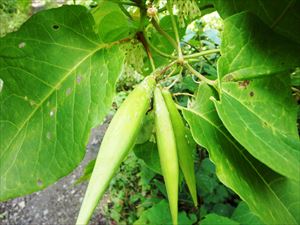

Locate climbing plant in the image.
[0,0,299,224]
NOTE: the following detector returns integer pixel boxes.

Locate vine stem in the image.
[104,0,138,6]
[143,31,177,59]
[118,4,133,20]
[151,18,178,50]
[153,60,179,79]
[173,92,194,97]
[174,102,185,111]
[136,32,156,71]
[166,0,183,61]
[164,66,182,89]
[184,62,216,86]
[184,49,220,59]
[166,76,180,89]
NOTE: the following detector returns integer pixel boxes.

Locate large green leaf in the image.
[182,83,300,224]
[0,5,124,201]
[218,12,300,81]
[213,0,300,44]
[214,74,300,181]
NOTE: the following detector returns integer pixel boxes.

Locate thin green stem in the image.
[158,6,167,13]
[166,0,183,60]
[138,1,147,31]
[91,0,137,16]
[153,60,179,79]
[143,31,177,59]
[108,0,138,6]
[149,57,156,71]
[173,92,194,97]
[151,18,178,50]
[174,102,185,111]
[184,62,216,86]
[183,49,220,59]
[118,4,133,20]
[166,76,180,90]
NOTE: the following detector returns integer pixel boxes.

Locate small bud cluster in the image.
[118,40,146,90]
[121,40,146,73]
[173,0,201,27]
[147,6,158,18]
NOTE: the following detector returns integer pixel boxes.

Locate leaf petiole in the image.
[166,0,183,61]
[184,62,216,86]
[183,49,220,59]
[151,18,178,50]
[143,31,177,59]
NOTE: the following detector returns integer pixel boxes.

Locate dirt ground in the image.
[0,119,111,225]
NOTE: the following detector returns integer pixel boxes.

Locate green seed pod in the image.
[154,87,179,225]
[76,76,156,225]
[162,89,198,206]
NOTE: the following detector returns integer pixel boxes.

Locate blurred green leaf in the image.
[201,213,239,225]
[231,202,263,225]
[134,141,162,174]
[134,200,197,225]
[135,111,155,144]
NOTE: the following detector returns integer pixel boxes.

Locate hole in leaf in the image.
[18,42,26,48]
[0,79,3,92]
[52,24,60,30]
[50,108,56,117]
[37,179,43,187]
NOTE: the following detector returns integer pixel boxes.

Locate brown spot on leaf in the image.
[238,80,250,89]
[249,91,254,97]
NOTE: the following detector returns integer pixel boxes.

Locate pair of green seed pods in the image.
[76,76,197,225]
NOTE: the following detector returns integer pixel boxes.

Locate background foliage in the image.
[0,0,299,224]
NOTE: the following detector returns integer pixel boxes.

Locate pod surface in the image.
[154,87,179,225]
[162,89,197,206]
[76,76,156,225]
